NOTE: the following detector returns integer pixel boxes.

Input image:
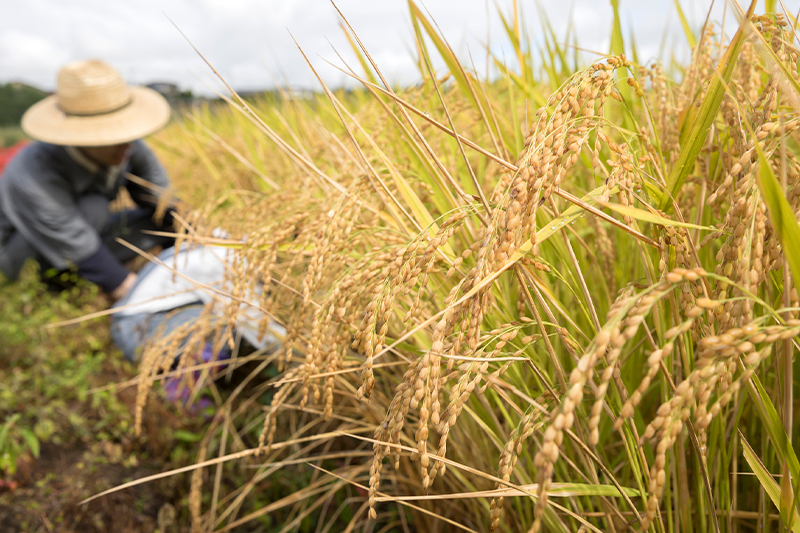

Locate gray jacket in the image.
[0,140,169,270]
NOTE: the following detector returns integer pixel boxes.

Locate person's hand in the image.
[111,272,138,301]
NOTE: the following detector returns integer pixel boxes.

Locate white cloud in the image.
[0,0,728,95]
[0,30,71,77]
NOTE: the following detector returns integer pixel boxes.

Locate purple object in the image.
[163,342,231,410]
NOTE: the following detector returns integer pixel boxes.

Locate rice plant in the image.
[115,1,800,531]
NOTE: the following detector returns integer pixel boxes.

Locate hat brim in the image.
[21,87,171,147]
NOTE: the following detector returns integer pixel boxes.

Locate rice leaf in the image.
[745,372,800,483]
[539,3,570,80]
[673,0,697,49]
[340,23,379,88]
[783,464,797,531]
[375,482,640,501]
[754,147,800,292]
[512,0,524,81]
[609,0,625,56]
[747,354,800,528]
[598,202,713,230]
[741,434,800,532]
[503,59,524,156]
[539,34,560,89]
[608,0,633,127]
[491,56,547,107]
[658,0,757,211]
[388,163,450,246]
[629,27,640,66]
[547,482,640,498]
[535,186,609,243]
[497,2,528,88]
[408,1,476,107]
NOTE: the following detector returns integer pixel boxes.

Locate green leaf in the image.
[1,451,17,475]
[628,27,640,67]
[741,434,800,532]
[388,481,640,500]
[407,0,491,115]
[19,428,39,458]
[783,464,797,530]
[497,2,529,88]
[490,56,547,107]
[754,147,800,292]
[0,414,20,452]
[745,372,800,483]
[673,0,697,49]
[658,0,757,211]
[408,2,432,78]
[609,0,624,56]
[391,166,455,255]
[535,186,609,243]
[547,482,640,498]
[598,201,714,231]
[173,430,204,443]
[537,3,570,81]
[0,425,9,453]
[408,1,470,100]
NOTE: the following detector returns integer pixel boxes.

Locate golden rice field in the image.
[124,1,800,531]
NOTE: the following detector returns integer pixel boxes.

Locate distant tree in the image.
[0,83,47,127]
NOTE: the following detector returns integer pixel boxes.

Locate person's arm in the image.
[75,244,133,296]
[2,175,130,294]
[124,140,170,209]
[110,271,137,301]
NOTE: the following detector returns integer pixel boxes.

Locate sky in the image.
[0,0,737,96]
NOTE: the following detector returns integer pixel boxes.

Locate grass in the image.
[47,1,800,532]
[0,264,192,531]
[0,264,350,532]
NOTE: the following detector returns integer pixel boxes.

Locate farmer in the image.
[0,60,175,300]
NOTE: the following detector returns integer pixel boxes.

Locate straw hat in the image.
[21,60,171,147]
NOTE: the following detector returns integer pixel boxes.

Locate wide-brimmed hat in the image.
[21,60,171,147]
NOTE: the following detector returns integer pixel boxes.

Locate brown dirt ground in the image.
[0,386,194,533]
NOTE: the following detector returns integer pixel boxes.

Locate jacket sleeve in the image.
[124,140,171,209]
[1,177,130,292]
[1,170,101,269]
[76,243,129,292]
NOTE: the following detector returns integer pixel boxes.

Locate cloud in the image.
[0,0,723,95]
[0,30,71,80]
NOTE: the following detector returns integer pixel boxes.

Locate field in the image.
[0,267,196,531]
[3,0,800,532]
